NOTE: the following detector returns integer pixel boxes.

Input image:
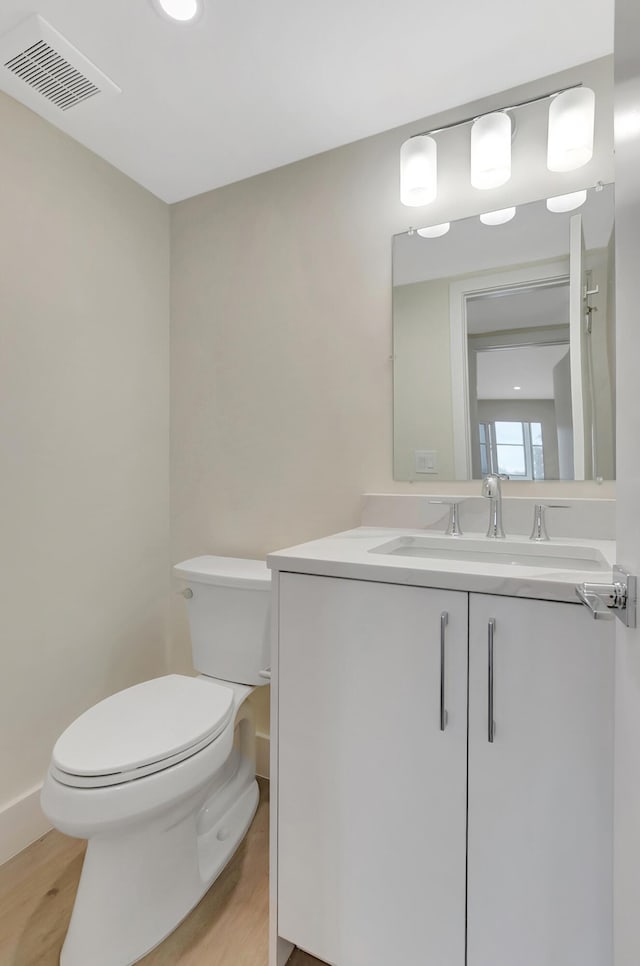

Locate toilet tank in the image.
[173,556,271,686]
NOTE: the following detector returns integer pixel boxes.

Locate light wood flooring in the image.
[0,779,324,966]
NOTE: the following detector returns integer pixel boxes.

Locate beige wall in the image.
[0,53,619,853]
[170,59,615,733]
[393,279,455,480]
[0,93,170,821]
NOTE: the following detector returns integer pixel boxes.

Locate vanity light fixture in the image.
[480,207,516,226]
[400,135,438,206]
[547,87,595,172]
[153,0,202,22]
[417,222,450,238]
[470,112,512,189]
[546,189,587,213]
[400,82,594,207]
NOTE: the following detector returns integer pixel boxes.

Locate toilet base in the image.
[59,716,259,966]
[61,776,259,966]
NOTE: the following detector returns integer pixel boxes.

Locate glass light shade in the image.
[470,112,512,189]
[480,207,516,226]
[400,136,438,207]
[546,190,587,213]
[417,222,450,238]
[547,87,595,172]
[155,0,200,21]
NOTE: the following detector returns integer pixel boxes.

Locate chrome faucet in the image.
[482,474,507,539]
[429,499,464,536]
[529,503,569,541]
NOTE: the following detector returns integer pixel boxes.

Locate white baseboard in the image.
[278,937,295,965]
[256,733,270,780]
[0,784,51,866]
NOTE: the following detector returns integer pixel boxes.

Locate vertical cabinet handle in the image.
[488,618,496,743]
[440,611,449,731]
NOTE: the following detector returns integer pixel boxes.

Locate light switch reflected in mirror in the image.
[392,184,615,482]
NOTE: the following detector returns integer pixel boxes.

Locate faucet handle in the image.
[529,503,569,542]
[429,499,464,537]
[481,473,509,499]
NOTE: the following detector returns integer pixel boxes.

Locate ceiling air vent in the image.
[0,15,120,117]
[5,40,100,111]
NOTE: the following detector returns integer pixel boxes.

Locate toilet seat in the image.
[51,674,234,789]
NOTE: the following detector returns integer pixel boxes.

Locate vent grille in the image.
[0,16,120,117]
[5,39,99,111]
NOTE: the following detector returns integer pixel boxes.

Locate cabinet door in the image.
[278,573,468,966]
[468,594,614,966]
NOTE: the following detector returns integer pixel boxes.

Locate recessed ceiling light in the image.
[513,386,521,390]
[153,0,201,23]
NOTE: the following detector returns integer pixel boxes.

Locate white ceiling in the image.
[0,0,614,203]
[476,345,569,399]
[467,284,570,334]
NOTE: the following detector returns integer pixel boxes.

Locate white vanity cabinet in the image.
[275,572,614,966]
[467,594,613,966]
[277,572,469,966]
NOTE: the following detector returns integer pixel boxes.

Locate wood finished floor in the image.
[0,779,324,966]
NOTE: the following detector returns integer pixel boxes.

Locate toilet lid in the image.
[174,555,270,590]
[52,675,234,782]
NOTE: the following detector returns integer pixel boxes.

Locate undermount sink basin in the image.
[369,535,610,572]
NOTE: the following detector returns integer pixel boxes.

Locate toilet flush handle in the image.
[177,588,193,599]
[258,668,271,680]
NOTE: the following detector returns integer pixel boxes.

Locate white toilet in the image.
[41,556,271,966]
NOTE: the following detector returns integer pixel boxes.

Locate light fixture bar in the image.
[408,82,584,140]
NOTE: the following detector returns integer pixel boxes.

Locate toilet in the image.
[41,556,271,966]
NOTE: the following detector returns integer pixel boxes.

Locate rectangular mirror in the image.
[393,184,615,481]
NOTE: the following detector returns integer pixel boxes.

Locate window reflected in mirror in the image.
[479,421,545,480]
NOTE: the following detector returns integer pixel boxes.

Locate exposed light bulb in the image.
[547,87,595,172]
[546,190,587,213]
[479,207,516,226]
[470,112,512,189]
[417,223,450,238]
[400,136,438,207]
[154,0,201,22]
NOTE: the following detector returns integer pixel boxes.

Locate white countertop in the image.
[267,527,617,604]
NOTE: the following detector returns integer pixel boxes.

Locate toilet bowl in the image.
[41,556,271,966]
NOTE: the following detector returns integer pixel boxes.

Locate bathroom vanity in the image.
[268,525,616,966]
